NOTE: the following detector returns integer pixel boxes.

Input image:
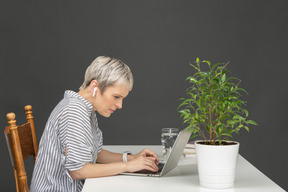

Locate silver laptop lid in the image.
[160,129,191,176]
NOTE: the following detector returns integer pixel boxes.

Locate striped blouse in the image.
[30,90,103,192]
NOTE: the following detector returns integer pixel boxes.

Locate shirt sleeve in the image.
[64,102,94,172]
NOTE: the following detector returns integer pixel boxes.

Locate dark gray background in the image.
[1,0,287,191]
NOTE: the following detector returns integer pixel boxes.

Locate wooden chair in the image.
[4,105,38,192]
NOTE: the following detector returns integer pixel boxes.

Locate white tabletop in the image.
[82,145,285,192]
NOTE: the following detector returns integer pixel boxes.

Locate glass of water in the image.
[161,128,179,161]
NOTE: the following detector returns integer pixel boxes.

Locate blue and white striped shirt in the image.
[30,90,103,192]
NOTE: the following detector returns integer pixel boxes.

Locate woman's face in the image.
[93,84,130,117]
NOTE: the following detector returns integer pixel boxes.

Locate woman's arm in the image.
[69,155,158,180]
[96,148,159,164]
[96,149,135,163]
[69,148,160,180]
[69,162,126,180]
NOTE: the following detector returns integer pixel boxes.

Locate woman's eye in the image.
[114,96,120,99]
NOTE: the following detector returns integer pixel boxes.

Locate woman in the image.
[30,56,159,192]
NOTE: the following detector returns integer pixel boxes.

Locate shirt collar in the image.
[64,90,93,113]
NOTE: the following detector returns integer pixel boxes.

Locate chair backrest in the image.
[4,105,38,192]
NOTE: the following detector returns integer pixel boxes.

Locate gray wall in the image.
[1,0,287,191]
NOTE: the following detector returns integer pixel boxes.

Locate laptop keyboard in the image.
[158,163,165,172]
[134,163,165,174]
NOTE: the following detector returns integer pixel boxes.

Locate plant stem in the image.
[208,80,213,144]
[199,129,208,141]
[209,109,212,143]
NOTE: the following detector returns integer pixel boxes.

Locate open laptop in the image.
[120,129,192,177]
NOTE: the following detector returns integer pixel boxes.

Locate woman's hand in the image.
[125,155,159,173]
[124,148,160,173]
[134,148,159,164]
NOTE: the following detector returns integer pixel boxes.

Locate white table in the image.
[82,145,285,192]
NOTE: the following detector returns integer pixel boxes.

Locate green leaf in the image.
[185,76,194,81]
[238,124,243,128]
[179,109,190,115]
[221,74,226,82]
[244,126,249,132]
[233,114,244,120]
[221,133,232,137]
[196,99,202,107]
[243,109,249,117]
[190,64,199,71]
[177,101,188,110]
[196,57,200,63]
[246,120,258,125]
[203,60,211,66]
[237,87,248,94]
[227,120,235,125]
[190,134,199,140]
[211,63,223,71]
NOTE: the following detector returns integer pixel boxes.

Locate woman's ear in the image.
[92,87,97,97]
[89,80,99,96]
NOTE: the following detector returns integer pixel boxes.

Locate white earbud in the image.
[92,87,97,97]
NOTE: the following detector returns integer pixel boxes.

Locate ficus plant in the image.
[178,58,257,145]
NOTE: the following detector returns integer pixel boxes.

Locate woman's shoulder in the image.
[64,90,92,113]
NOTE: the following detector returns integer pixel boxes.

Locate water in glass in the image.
[161,128,179,161]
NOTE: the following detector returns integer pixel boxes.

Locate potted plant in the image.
[178,58,257,189]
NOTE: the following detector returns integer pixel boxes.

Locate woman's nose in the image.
[116,99,123,109]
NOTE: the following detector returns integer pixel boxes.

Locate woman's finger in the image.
[144,158,159,171]
[143,149,159,163]
[126,155,159,173]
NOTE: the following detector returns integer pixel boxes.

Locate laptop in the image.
[120,129,192,177]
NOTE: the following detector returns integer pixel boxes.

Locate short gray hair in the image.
[79,56,134,92]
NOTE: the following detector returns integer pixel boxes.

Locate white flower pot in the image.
[195,141,240,189]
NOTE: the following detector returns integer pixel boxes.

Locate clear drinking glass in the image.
[161,128,179,162]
